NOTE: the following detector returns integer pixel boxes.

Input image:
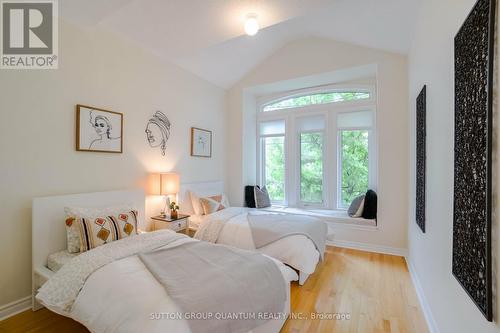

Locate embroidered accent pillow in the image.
[200,194,230,215]
[64,205,135,253]
[76,210,138,252]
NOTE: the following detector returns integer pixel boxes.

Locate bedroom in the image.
[0,0,499,333]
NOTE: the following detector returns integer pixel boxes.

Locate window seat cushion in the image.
[260,206,376,227]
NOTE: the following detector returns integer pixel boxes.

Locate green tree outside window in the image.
[341,130,369,207]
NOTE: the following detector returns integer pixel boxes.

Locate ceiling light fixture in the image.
[244,13,259,36]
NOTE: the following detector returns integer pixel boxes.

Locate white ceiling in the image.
[60,0,421,88]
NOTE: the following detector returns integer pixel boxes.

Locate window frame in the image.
[258,84,376,113]
[258,127,287,205]
[256,84,377,211]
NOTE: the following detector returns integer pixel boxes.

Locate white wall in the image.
[0,20,227,307]
[227,37,409,251]
[408,0,500,332]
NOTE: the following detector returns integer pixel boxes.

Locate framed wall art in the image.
[453,0,495,321]
[191,127,212,158]
[76,104,123,153]
[415,85,426,233]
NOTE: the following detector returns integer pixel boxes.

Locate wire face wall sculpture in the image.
[415,85,426,233]
[453,0,495,321]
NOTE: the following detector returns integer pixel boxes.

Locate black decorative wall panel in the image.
[416,86,426,233]
[453,0,495,321]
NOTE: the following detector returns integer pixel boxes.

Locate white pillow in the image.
[188,191,204,215]
[64,204,136,253]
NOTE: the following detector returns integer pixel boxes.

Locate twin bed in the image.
[179,181,328,285]
[32,185,328,333]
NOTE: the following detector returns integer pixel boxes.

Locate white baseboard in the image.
[0,296,31,321]
[405,258,440,333]
[328,239,408,257]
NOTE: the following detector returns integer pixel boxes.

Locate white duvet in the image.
[37,231,297,333]
[194,207,321,276]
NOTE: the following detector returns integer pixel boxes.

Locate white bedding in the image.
[47,250,79,272]
[194,207,321,276]
[38,231,297,333]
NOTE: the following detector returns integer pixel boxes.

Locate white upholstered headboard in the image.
[32,189,145,309]
[178,181,225,215]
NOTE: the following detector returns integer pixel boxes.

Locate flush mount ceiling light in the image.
[244,13,259,36]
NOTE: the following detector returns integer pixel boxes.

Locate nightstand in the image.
[151,214,190,234]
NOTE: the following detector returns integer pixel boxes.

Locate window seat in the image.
[261,206,377,227]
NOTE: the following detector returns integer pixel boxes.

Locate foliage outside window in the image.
[263,136,285,201]
[263,91,370,112]
[340,130,369,207]
[300,132,324,204]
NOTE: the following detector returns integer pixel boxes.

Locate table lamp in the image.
[150,172,180,217]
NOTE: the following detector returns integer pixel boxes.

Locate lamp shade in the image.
[149,172,180,195]
[160,172,180,195]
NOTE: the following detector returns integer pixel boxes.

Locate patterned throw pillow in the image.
[74,210,138,252]
[64,205,134,253]
[200,194,230,215]
[64,215,82,253]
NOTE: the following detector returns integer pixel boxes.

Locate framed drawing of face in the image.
[76,105,123,153]
[191,127,212,158]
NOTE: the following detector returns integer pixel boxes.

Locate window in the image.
[300,132,323,204]
[337,110,373,208]
[259,120,286,202]
[263,91,370,112]
[339,130,369,207]
[263,137,285,201]
[297,115,325,206]
[257,86,376,211]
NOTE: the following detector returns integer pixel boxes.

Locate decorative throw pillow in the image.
[245,185,258,208]
[199,194,230,215]
[188,191,204,215]
[64,205,134,253]
[362,189,378,219]
[353,198,365,218]
[254,186,271,208]
[347,195,365,217]
[75,210,138,252]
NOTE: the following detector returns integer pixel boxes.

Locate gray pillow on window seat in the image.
[347,195,365,217]
[254,186,271,208]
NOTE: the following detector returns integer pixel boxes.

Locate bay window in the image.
[257,85,376,211]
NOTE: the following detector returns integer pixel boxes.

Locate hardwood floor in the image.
[0,246,428,333]
[281,247,428,333]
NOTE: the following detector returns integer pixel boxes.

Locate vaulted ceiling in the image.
[61,0,421,88]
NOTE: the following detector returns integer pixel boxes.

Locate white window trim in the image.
[258,83,376,113]
[257,84,377,211]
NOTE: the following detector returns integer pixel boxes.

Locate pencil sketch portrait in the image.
[76,105,123,153]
